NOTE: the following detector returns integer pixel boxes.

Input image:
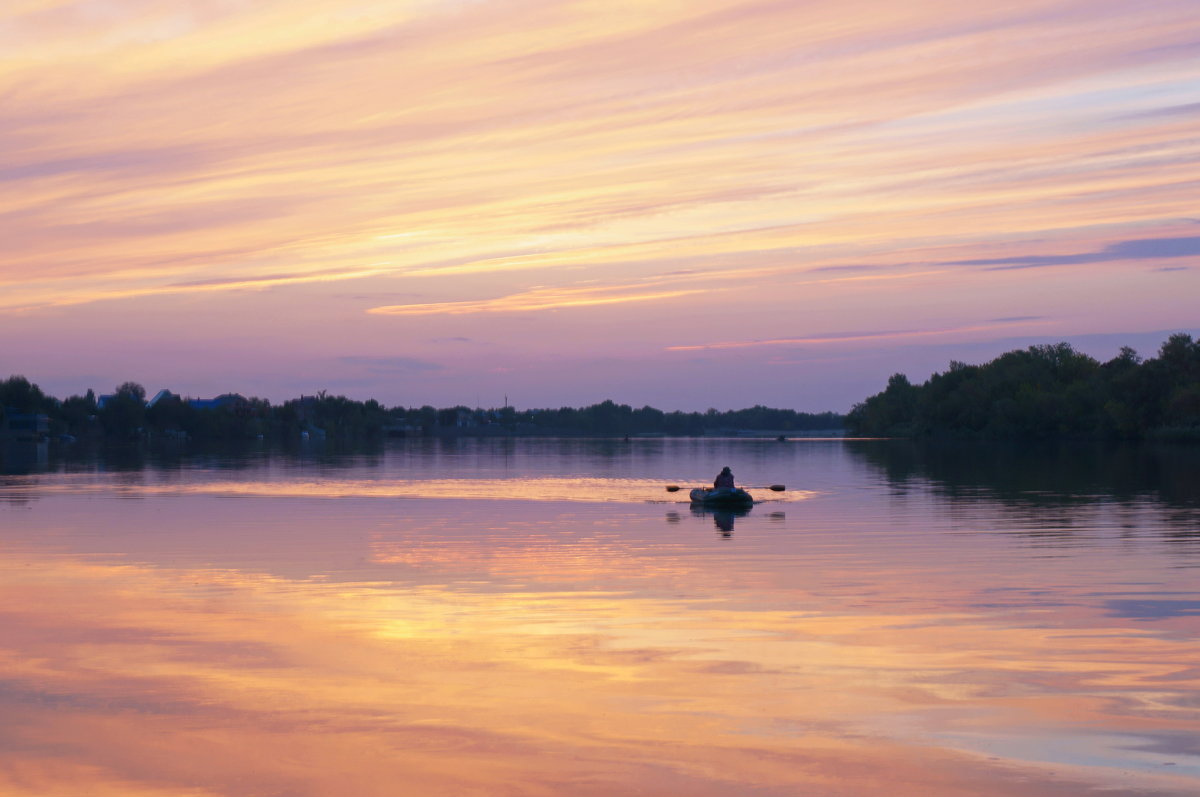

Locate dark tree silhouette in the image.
[846,335,1200,439]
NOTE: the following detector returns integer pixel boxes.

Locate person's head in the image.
[720,466,731,473]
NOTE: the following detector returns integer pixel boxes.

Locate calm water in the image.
[1,438,1198,796]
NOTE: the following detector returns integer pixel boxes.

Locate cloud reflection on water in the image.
[0,439,1198,794]
[1,490,1198,795]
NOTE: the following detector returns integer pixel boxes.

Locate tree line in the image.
[0,380,844,442]
[11,333,1195,443]
[846,333,1200,439]
[470,400,843,436]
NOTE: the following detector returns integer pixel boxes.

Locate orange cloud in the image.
[368,282,706,315]
[1,264,395,313]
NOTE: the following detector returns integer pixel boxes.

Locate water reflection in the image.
[846,440,1200,549]
[846,439,1200,508]
[671,506,787,537]
[1,437,393,477]
[0,438,820,509]
[1,440,1198,795]
[686,505,752,536]
[0,440,48,474]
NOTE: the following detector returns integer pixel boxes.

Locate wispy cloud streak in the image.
[369,283,706,316]
[1,264,393,313]
[951,236,1200,270]
[667,319,1052,351]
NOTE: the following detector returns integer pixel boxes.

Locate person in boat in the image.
[713,466,736,490]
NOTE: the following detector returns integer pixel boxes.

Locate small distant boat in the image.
[689,487,755,508]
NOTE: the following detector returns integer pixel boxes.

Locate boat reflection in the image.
[665,506,751,535]
[667,504,748,535]
[668,506,787,536]
[689,505,751,536]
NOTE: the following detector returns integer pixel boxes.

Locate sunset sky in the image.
[3,0,1198,411]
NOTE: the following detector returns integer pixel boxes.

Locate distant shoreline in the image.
[0,382,845,444]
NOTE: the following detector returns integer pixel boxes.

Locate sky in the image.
[2,0,1198,412]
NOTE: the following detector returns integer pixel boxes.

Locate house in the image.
[187,394,249,411]
[1,408,50,441]
[147,389,179,407]
[96,389,178,409]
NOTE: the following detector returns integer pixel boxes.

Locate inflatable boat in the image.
[689,487,755,508]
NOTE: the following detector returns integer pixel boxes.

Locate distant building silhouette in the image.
[147,389,178,407]
[187,394,248,411]
[1,408,49,441]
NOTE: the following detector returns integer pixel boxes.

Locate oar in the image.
[666,484,785,492]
